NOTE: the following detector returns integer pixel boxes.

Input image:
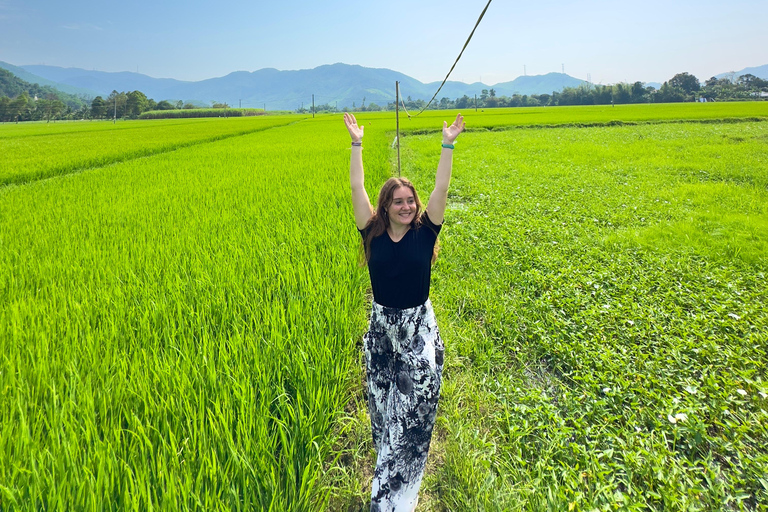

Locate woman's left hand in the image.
[442,113,465,144]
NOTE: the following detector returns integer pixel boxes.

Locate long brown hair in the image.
[361,177,440,265]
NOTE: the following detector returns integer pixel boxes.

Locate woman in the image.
[344,112,465,512]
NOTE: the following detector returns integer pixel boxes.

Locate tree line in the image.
[0,87,217,123]
[88,91,204,119]
[318,72,768,113]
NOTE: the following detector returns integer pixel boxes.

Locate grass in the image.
[0,116,302,186]
[390,102,768,132]
[0,116,388,510]
[1,105,766,510]
[399,120,768,510]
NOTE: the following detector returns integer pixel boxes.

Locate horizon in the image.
[1,0,766,87]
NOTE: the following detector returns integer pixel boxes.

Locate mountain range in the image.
[0,62,587,110]
[2,62,766,111]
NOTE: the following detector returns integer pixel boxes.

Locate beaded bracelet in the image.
[441,143,455,150]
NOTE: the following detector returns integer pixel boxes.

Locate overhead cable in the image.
[411,0,494,116]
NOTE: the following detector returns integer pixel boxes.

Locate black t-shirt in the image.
[359,212,442,309]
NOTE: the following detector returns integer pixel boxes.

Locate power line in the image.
[409,0,494,117]
[393,0,493,177]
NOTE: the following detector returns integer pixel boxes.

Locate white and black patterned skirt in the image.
[363,299,444,512]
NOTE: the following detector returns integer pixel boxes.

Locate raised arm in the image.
[345,113,373,229]
[426,113,465,225]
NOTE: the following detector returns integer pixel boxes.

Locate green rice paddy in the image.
[1,104,766,511]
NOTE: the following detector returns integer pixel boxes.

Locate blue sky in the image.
[1,0,766,85]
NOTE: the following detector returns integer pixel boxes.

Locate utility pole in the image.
[312,94,315,118]
[239,99,241,108]
[395,81,401,177]
[475,94,478,112]
[113,96,117,124]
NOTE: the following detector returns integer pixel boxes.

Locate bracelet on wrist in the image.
[351,141,362,147]
[441,143,455,150]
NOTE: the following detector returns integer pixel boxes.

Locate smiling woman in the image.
[386,185,417,237]
[343,111,465,511]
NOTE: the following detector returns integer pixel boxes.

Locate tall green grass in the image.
[0,116,300,186]
[0,116,389,510]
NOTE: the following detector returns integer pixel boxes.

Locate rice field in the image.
[0,116,299,186]
[1,104,767,511]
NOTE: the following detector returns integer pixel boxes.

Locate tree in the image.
[126,90,148,117]
[737,74,768,92]
[106,90,128,119]
[155,100,175,110]
[669,72,700,96]
[612,83,631,104]
[702,76,735,100]
[737,74,757,87]
[536,93,552,106]
[9,92,30,122]
[593,85,611,105]
[315,103,338,113]
[0,96,9,122]
[37,94,65,122]
[655,82,686,103]
[91,96,107,118]
[630,82,647,103]
[489,88,496,97]
[455,95,471,109]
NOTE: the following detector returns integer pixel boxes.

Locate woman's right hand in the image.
[344,112,364,143]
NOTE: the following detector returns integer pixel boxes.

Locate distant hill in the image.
[716,64,768,81]
[0,61,98,98]
[15,63,588,110]
[0,68,88,109]
[22,64,190,101]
